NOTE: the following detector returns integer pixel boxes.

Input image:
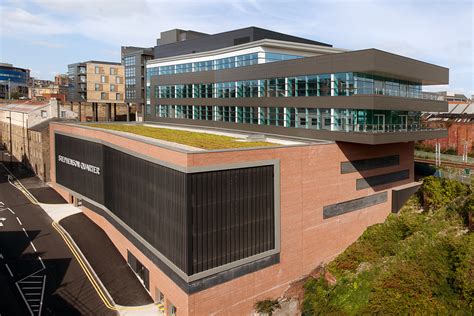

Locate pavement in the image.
[0,149,159,315]
[59,213,154,307]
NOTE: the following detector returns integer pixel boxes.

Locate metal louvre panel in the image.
[55,133,277,278]
[190,166,275,274]
[103,146,189,274]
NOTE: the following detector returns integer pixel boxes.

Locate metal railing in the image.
[333,123,443,133]
[415,150,474,164]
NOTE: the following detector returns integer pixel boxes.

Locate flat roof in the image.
[0,100,49,113]
[61,122,329,152]
[68,60,121,66]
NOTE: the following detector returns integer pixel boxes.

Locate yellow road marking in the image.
[52,221,163,312]
[52,221,115,310]
[3,162,163,312]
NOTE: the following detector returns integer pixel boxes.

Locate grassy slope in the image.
[87,124,277,150]
[303,178,474,315]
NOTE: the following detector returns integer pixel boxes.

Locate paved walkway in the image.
[40,203,82,221]
[59,212,154,307]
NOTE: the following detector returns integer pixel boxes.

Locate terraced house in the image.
[50,27,448,315]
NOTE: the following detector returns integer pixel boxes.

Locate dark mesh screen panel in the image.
[103,147,189,273]
[190,166,275,274]
[55,133,277,277]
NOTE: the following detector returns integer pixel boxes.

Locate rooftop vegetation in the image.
[87,124,277,150]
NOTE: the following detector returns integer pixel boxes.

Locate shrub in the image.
[254,299,280,315]
[302,277,343,315]
[330,211,423,275]
[418,176,468,211]
[442,147,458,155]
[460,195,474,229]
[415,142,436,152]
[303,187,474,314]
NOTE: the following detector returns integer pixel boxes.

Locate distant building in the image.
[67,61,125,121]
[436,91,470,103]
[31,79,67,103]
[121,47,154,121]
[0,99,77,180]
[0,63,30,99]
[421,95,474,155]
[54,74,69,86]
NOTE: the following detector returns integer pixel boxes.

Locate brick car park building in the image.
[49,27,448,315]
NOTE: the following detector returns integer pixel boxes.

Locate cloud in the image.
[1,0,472,93]
[32,40,65,49]
[0,6,72,36]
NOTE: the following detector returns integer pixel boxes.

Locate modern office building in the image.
[0,63,30,99]
[67,61,125,121]
[121,46,154,121]
[50,27,448,315]
[145,27,448,144]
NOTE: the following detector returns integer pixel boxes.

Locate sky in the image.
[0,0,473,95]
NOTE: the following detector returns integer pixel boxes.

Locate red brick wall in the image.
[49,123,415,315]
[423,122,474,155]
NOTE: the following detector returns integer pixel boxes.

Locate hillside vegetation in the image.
[303,176,474,315]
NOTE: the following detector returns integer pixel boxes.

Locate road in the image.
[0,160,115,315]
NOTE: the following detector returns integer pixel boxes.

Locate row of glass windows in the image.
[94,83,118,92]
[125,90,136,99]
[125,78,136,85]
[124,56,136,67]
[147,105,422,133]
[146,52,303,77]
[125,67,136,78]
[152,72,422,99]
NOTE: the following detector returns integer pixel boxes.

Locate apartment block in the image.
[67,61,126,121]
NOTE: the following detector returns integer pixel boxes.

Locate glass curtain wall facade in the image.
[147,52,302,77]
[153,72,424,100]
[124,55,136,100]
[153,105,422,133]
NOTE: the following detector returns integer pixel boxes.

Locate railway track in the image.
[415,157,474,169]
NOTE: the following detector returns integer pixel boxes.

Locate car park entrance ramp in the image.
[59,212,154,307]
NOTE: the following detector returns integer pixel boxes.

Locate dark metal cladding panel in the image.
[190,165,275,274]
[55,134,104,204]
[323,191,388,219]
[392,183,421,213]
[341,155,400,174]
[356,169,410,190]
[152,49,448,86]
[103,146,189,274]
